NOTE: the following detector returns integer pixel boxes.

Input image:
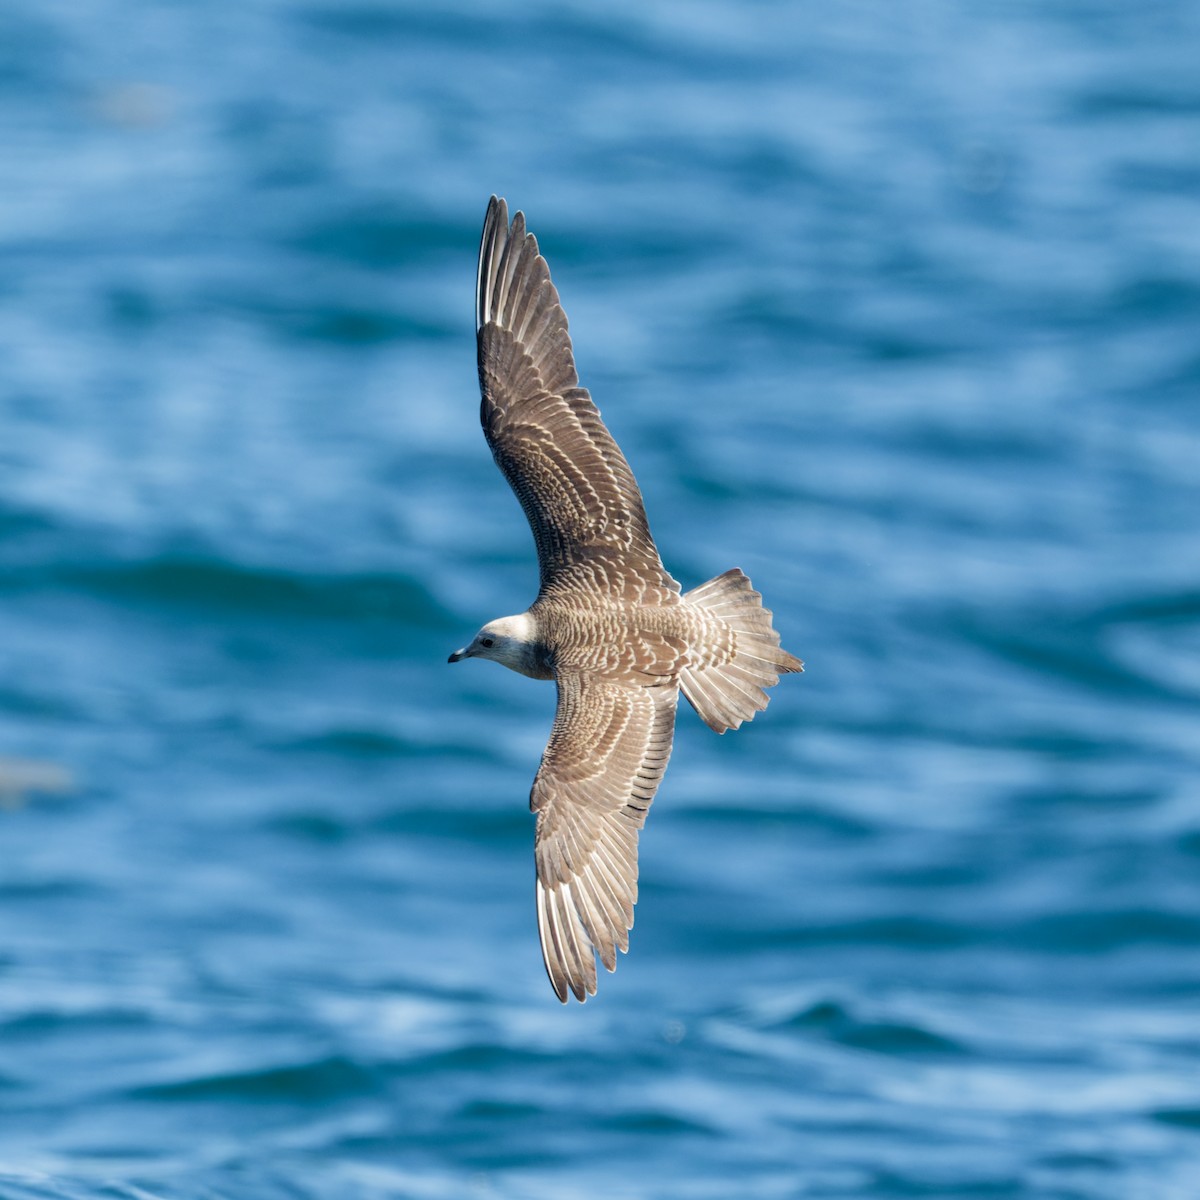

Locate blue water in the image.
[3,2,1200,1196]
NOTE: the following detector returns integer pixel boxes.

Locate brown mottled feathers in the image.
[531,675,677,1002]
[476,196,679,604]
[470,197,802,1003]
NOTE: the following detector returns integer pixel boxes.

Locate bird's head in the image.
[448,612,546,678]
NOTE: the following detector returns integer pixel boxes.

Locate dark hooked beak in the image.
[447,647,468,663]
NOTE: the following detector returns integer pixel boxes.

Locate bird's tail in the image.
[678,569,803,734]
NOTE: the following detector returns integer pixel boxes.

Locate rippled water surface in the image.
[3,2,1200,1197]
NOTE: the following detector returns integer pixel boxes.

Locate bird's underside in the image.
[456,196,803,1002]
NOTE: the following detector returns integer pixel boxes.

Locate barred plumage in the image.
[449,197,803,1002]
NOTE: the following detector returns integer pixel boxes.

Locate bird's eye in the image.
[480,637,495,648]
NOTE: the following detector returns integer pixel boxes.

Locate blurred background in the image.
[2,1,1199,1197]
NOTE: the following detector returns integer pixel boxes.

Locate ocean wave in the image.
[290,209,469,272]
[740,991,968,1060]
[261,806,527,845]
[946,599,1194,704]
[1150,1107,1200,1131]
[0,1177,171,1200]
[128,1054,378,1104]
[4,555,450,628]
[1013,908,1200,952]
[277,727,495,762]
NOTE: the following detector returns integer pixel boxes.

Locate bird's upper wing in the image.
[531,672,678,1002]
[476,196,679,603]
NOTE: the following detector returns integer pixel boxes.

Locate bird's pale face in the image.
[448,613,543,677]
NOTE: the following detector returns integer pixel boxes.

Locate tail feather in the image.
[679,569,803,734]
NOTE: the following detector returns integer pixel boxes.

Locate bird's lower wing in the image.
[531,673,678,1002]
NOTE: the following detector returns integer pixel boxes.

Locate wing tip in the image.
[477,195,508,331]
[536,877,599,1004]
[476,193,541,334]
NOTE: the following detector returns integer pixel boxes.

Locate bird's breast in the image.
[536,598,696,683]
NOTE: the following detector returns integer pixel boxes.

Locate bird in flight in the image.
[449,197,803,1002]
